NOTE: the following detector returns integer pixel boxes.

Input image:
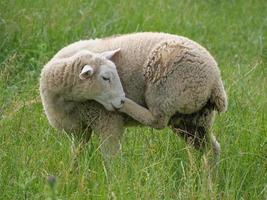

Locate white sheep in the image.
[40,49,125,133]
[40,32,227,161]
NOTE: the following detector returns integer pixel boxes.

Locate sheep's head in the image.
[74,49,125,111]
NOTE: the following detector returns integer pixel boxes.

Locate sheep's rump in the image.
[143,39,227,115]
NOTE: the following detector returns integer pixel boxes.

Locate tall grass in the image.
[0,0,266,199]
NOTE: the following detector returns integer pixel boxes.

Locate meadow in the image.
[0,0,266,199]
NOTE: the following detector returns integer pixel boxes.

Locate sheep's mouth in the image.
[103,103,122,111]
[96,100,124,112]
[111,104,118,111]
[111,102,124,111]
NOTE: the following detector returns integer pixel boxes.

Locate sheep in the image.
[40,32,227,161]
[40,49,126,134]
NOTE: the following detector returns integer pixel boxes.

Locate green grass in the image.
[0,0,267,199]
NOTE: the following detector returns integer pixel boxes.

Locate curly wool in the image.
[143,39,227,114]
[144,40,188,84]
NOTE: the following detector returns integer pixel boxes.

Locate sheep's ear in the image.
[100,48,120,60]
[79,65,94,80]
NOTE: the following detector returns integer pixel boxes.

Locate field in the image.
[0,0,266,199]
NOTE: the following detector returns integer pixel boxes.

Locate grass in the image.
[0,0,266,199]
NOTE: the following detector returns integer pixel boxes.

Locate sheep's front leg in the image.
[92,112,124,161]
[119,98,168,129]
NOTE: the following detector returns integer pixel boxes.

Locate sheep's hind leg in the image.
[169,110,221,166]
[210,133,221,165]
[170,123,209,152]
[170,121,221,184]
[119,98,169,129]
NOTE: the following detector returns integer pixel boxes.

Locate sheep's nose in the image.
[121,100,125,104]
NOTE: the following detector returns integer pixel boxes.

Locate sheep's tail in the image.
[210,79,228,113]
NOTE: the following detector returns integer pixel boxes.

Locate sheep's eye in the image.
[102,76,110,81]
